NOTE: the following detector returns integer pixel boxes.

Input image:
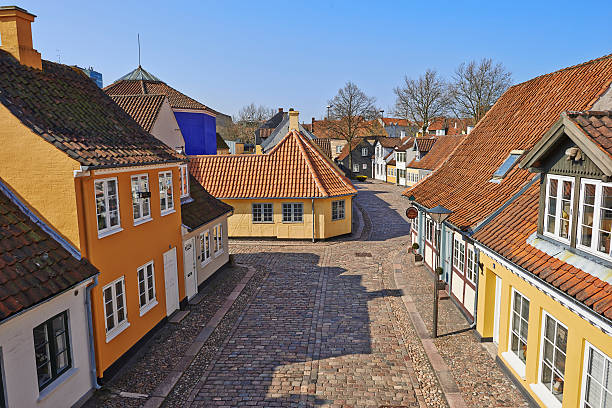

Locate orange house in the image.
[0,6,188,380]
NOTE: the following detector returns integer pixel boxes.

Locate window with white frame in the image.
[212,224,224,253]
[353,163,359,172]
[466,247,477,283]
[179,165,189,198]
[103,277,127,338]
[131,174,151,223]
[582,343,612,408]
[425,217,433,242]
[332,200,345,220]
[33,311,71,390]
[509,289,529,365]
[578,179,612,259]
[413,211,419,233]
[252,203,273,223]
[158,171,174,214]
[336,145,342,153]
[282,203,303,223]
[95,178,120,235]
[362,163,367,170]
[361,147,368,156]
[401,130,406,138]
[453,236,465,271]
[544,175,574,242]
[200,230,211,264]
[539,312,567,404]
[137,261,156,313]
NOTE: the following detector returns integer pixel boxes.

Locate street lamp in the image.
[327,105,332,120]
[380,109,384,119]
[426,204,453,338]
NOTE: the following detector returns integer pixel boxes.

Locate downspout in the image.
[85,276,101,390]
[312,198,315,243]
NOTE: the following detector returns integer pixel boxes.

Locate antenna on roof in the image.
[137,33,141,67]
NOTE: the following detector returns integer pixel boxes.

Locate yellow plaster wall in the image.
[476,252,612,408]
[0,104,81,247]
[405,168,419,187]
[387,165,397,184]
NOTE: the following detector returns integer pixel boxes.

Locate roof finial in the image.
[137,33,141,67]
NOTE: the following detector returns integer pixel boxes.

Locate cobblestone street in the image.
[88,181,529,408]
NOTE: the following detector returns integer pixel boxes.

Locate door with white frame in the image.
[183,238,197,300]
[493,275,502,344]
[163,247,180,316]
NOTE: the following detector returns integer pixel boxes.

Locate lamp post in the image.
[426,205,453,338]
[327,105,332,120]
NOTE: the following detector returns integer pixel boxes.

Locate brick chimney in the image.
[0,6,42,70]
[289,109,299,131]
[278,108,283,113]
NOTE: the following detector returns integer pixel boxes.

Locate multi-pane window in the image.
[539,313,568,404]
[466,247,477,283]
[33,312,71,390]
[200,230,211,264]
[131,175,151,223]
[361,147,368,156]
[509,290,529,364]
[425,217,433,242]
[159,171,174,214]
[544,175,574,242]
[137,261,156,312]
[578,180,612,259]
[178,165,189,198]
[582,344,612,408]
[332,200,345,220]
[362,163,367,170]
[353,164,359,172]
[336,145,342,153]
[282,203,303,223]
[103,277,127,337]
[412,211,419,234]
[453,237,465,271]
[252,203,273,223]
[95,178,120,234]
[213,224,224,253]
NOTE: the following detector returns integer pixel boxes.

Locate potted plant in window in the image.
[435,267,447,290]
[412,243,423,265]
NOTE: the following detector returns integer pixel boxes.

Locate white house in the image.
[0,181,99,408]
[373,138,403,181]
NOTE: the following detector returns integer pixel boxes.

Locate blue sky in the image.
[19,0,612,121]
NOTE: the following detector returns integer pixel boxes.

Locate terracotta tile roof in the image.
[405,53,612,229]
[414,137,437,153]
[427,117,474,135]
[382,117,411,126]
[407,135,466,170]
[312,138,332,159]
[388,159,396,166]
[110,94,165,132]
[0,51,185,168]
[379,138,404,148]
[338,138,366,161]
[566,110,612,159]
[396,138,415,151]
[0,184,99,321]
[181,175,233,231]
[384,150,394,160]
[473,182,612,319]
[312,119,386,140]
[189,130,357,199]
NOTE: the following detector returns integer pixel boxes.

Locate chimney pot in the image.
[289,110,299,131]
[278,108,283,113]
[0,6,42,70]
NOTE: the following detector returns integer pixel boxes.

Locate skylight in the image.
[492,151,523,180]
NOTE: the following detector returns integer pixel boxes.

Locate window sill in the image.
[37,367,79,402]
[529,383,562,408]
[501,351,526,380]
[98,227,123,239]
[331,218,345,222]
[214,249,224,258]
[133,217,153,227]
[105,321,130,343]
[200,258,212,267]
[282,221,304,224]
[252,221,274,224]
[161,208,176,217]
[139,299,158,317]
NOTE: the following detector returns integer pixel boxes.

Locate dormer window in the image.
[544,175,574,243]
[492,151,523,180]
[577,179,612,259]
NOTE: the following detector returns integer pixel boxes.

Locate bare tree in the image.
[449,58,511,123]
[326,82,378,173]
[394,69,448,135]
[227,103,275,143]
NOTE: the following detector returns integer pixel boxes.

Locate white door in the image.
[163,247,180,316]
[493,275,502,344]
[183,238,197,300]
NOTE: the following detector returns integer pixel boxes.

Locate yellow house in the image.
[189,112,357,240]
[386,161,397,184]
[473,111,612,408]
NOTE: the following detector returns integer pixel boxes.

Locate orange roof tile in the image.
[110,94,165,132]
[189,130,357,199]
[312,138,332,159]
[566,110,612,159]
[381,117,412,127]
[312,119,386,140]
[407,135,466,170]
[414,137,437,153]
[405,54,612,229]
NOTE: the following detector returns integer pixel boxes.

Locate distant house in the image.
[405,135,466,186]
[336,138,374,178]
[216,133,230,154]
[311,118,386,160]
[426,117,473,136]
[260,110,315,153]
[373,138,404,181]
[379,117,417,138]
[189,116,357,240]
[393,137,416,186]
[255,108,287,147]
[105,66,220,155]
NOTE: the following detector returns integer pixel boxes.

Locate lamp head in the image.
[427,205,453,224]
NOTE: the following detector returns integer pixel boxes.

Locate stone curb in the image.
[141,264,257,408]
[393,262,467,408]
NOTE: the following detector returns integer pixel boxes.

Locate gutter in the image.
[85,276,101,390]
[312,198,315,243]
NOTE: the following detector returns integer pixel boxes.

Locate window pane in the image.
[556,325,567,352]
[598,186,612,255]
[586,377,603,407]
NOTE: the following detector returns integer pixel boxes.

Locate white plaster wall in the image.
[452,271,464,302]
[150,100,185,152]
[0,280,94,408]
[425,245,433,269]
[464,285,476,316]
[183,215,230,286]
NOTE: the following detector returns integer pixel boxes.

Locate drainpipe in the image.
[85,276,101,390]
[312,198,315,243]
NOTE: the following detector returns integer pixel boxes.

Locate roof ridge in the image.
[301,132,355,191]
[292,131,327,197]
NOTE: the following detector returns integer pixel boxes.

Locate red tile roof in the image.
[407,135,467,170]
[381,117,411,127]
[312,119,386,140]
[566,110,612,159]
[414,137,437,153]
[0,185,99,321]
[379,138,404,148]
[474,182,612,319]
[337,138,366,161]
[396,138,415,151]
[312,138,332,159]
[0,51,185,168]
[181,175,233,231]
[405,54,612,229]
[189,130,357,199]
[110,94,166,132]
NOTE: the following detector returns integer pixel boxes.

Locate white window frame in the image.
[137,261,157,316]
[577,178,612,261]
[212,224,224,255]
[158,171,175,215]
[543,174,574,244]
[503,289,530,379]
[131,174,152,225]
[103,277,129,342]
[331,200,345,221]
[362,163,367,170]
[282,203,304,223]
[466,246,477,284]
[353,163,359,172]
[200,230,211,265]
[425,217,433,243]
[336,145,342,153]
[533,311,568,408]
[361,147,368,157]
[95,177,121,238]
[179,164,189,198]
[453,236,465,272]
[580,341,612,408]
[252,203,273,223]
